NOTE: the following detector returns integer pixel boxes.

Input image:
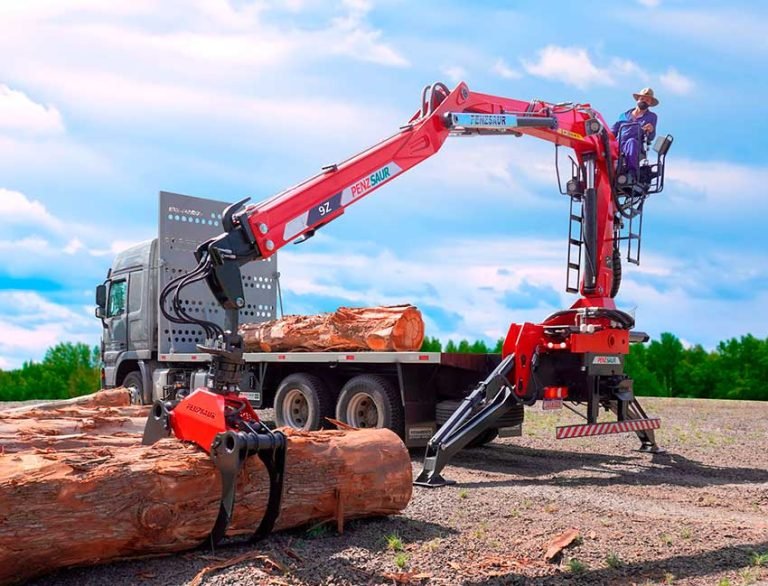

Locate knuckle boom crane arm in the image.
[143,81,670,542]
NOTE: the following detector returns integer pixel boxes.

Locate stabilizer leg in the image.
[608,397,665,453]
[414,354,520,488]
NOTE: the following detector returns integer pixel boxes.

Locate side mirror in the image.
[96,284,107,309]
[653,134,674,156]
[95,306,106,319]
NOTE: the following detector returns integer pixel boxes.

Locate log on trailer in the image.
[240,304,425,352]
[0,421,412,584]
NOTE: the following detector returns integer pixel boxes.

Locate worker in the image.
[612,88,659,183]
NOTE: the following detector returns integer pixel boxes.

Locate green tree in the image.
[0,342,100,401]
[469,339,490,354]
[420,336,442,352]
[645,332,684,396]
[624,343,664,396]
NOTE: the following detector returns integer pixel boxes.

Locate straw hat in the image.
[633,87,659,107]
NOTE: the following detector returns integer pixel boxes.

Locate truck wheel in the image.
[274,374,334,431]
[336,375,403,436]
[122,371,144,405]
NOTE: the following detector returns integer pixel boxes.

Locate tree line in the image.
[0,334,765,401]
[0,343,100,402]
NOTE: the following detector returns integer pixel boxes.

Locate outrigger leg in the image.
[414,354,521,488]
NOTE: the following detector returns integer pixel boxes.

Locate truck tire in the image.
[274,373,334,431]
[122,371,144,405]
[336,375,404,436]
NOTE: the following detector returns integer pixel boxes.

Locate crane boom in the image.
[204,81,621,312]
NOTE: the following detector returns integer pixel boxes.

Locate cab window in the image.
[107,280,127,317]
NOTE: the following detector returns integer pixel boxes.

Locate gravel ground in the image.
[23,397,768,586]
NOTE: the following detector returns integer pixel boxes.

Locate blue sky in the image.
[1,0,767,369]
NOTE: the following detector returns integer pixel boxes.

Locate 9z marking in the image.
[307,192,342,226]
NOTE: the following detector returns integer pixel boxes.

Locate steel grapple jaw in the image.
[142,389,287,547]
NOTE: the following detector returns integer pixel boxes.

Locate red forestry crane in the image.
[143,81,673,544]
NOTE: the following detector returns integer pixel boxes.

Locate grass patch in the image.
[305,523,332,539]
[458,489,469,499]
[394,552,409,570]
[385,533,403,552]
[605,552,623,569]
[567,558,587,574]
[750,551,768,567]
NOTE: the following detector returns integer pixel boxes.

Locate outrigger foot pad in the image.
[413,472,456,488]
[638,442,666,454]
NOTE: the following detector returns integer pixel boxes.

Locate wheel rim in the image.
[126,382,142,405]
[283,388,310,429]
[346,392,380,428]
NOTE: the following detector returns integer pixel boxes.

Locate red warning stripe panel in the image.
[556,418,661,439]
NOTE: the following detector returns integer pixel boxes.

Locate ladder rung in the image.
[567,263,580,270]
[570,214,582,222]
[569,238,581,246]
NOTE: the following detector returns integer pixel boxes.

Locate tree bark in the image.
[0,421,412,584]
[0,387,131,415]
[0,405,148,453]
[240,304,425,352]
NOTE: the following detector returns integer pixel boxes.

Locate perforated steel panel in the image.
[158,191,277,354]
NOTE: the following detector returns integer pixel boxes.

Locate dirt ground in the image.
[24,397,768,586]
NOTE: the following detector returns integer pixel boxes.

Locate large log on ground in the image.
[0,387,131,415]
[0,405,148,453]
[240,304,425,352]
[0,426,412,584]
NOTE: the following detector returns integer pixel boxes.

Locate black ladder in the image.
[566,195,583,293]
[626,200,644,265]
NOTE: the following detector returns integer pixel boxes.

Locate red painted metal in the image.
[569,329,630,354]
[544,386,568,399]
[556,418,661,439]
[169,387,261,453]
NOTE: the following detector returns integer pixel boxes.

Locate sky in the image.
[0,0,767,369]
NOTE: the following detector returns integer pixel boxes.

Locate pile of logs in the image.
[0,389,412,584]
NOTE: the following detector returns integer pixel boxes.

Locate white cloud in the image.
[491,58,522,80]
[659,67,694,95]
[666,159,768,205]
[88,239,146,257]
[279,235,570,343]
[0,188,65,233]
[637,0,660,7]
[0,291,97,368]
[610,58,650,82]
[0,85,64,135]
[522,45,614,89]
[441,65,467,84]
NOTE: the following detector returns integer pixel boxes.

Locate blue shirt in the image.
[612,108,657,145]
